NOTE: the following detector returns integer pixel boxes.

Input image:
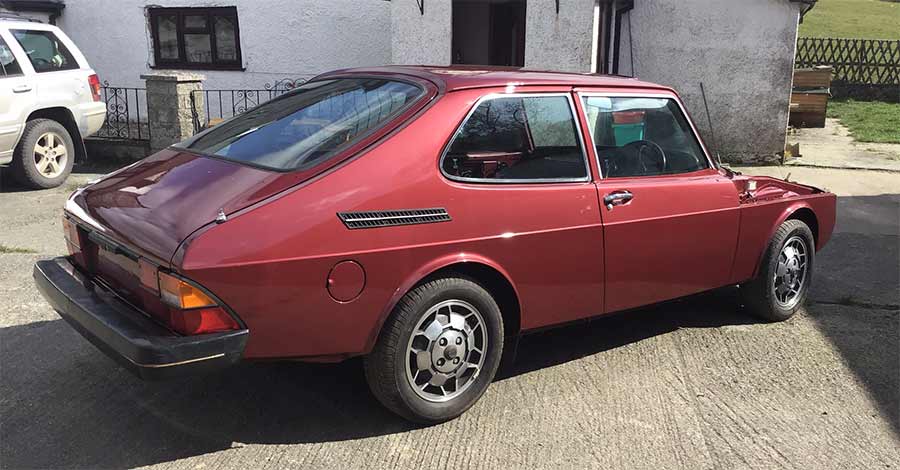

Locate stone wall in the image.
[141,72,204,152]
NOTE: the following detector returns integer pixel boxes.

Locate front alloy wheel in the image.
[742,219,815,322]
[365,276,504,423]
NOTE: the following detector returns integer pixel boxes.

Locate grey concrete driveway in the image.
[1,166,898,469]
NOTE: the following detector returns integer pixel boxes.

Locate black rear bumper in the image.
[34,257,248,380]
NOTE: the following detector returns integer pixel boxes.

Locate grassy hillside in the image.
[799,0,900,39]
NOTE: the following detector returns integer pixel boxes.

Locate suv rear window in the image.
[0,37,23,76]
[11,30,79,73]
[181,78,425,171]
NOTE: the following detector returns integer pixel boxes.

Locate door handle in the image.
[603,190,633,210]
[12,84,32,93]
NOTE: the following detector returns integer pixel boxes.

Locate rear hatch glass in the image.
[178,78,425,171]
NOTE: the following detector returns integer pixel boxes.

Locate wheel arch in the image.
[26,107,87,162]
[364,255,523,354]
[752,201,819,279]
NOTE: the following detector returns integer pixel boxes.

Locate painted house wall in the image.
[623,0,801,161]
[53,0,392,89]
[391,0,451,65]
[524,0,595,73]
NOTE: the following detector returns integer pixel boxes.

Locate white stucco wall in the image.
[391,0,451,65]
[626,0,801,161]
[54,0,392,89]
[524,0,595,72]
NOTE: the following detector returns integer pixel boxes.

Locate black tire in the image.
[11,119,75,189]
[742,219,815,322]
[364,276,504,424]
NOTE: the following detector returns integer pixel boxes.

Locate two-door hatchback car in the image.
[35,66,836,423]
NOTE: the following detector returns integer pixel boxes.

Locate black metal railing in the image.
[94,83,150,141]
[191,77,313,132]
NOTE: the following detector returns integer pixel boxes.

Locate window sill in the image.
[150,63,245,72]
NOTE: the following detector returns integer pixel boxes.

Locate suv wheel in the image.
[364,276,504,424]
[12,119,75,189]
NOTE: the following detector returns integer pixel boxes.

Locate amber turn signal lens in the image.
[158,271,217,309]
[62,217,79,248]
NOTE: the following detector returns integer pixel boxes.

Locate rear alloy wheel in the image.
[742,219,815,322]
[12,119,74,189]
[365,277,503,423]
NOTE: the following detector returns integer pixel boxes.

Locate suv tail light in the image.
[87,74,102,102]
[157,271,241,335]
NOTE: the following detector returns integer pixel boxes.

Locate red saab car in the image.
[35,66,836,423]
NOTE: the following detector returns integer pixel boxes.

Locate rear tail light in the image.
[87,74,102,102]
[62,216,80,249]
[157,271,241,335]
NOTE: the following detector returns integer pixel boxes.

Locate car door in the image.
[578,92,741,313]
[0,32,33,161]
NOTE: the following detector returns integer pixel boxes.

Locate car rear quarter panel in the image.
[179,86,606,360]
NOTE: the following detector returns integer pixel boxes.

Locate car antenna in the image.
[699,82,725,170]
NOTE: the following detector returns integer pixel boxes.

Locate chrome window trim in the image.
[576,92,716,179]
[439,92,593,184]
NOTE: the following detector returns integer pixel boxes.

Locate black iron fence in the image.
[191,78,312,132]
[94,83,150,141]
[795,37,900,101]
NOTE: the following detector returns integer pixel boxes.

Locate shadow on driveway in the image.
[1,195,897,469]
[2,289,759,470]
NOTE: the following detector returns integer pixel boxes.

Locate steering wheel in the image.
[622,140,667,174]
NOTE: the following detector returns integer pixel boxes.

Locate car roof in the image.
[0,19,59,30]
[319,65,675,93]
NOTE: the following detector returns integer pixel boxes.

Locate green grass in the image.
[0,245,37,254]
[827,99,900,143]
[799,0,900,39]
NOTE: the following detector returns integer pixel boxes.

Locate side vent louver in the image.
[337,208,451,230]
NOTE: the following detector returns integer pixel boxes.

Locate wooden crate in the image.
[789,92,830,127]
[792,66,833,88]
[790,66,832,128]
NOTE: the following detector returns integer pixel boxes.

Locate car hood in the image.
[68,149,295,265]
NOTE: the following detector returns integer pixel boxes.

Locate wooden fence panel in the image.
[795,37,899,86]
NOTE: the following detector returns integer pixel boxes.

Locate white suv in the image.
[0,17,106,189]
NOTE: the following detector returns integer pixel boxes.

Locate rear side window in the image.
[181,78,425,171]
[0,37,23,76]
[581,96,709,178]
[11,29,79,73]
[442,94,589,182]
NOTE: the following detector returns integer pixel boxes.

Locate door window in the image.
[11,30,78,73]
[0,37,23,76]
[442,94,589,182]
[581,96,709,178]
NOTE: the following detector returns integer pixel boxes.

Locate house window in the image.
[148,7,242,70]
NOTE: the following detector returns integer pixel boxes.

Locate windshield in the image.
[180,78,426,171]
